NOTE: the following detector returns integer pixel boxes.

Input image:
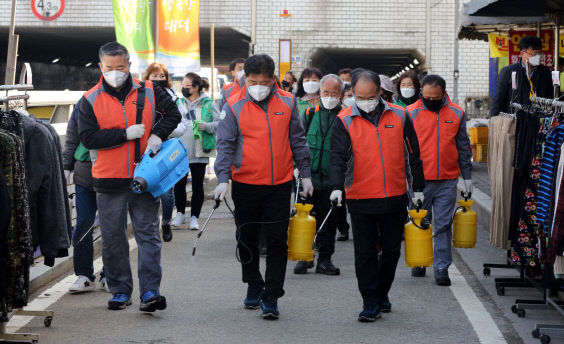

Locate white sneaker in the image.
[69,275,96,293]
[190,216,199,230]
[99,277,111,293]
[171,213,186,227]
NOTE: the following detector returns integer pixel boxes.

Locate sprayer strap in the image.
[134,81,146,164]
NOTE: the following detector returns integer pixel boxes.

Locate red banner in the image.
[509,30,554,69]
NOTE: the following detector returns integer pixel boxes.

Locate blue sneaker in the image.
[107,293,132,310]
[244,285,264,309]
[260,298,279,320]
[380,300,392,313]
[139,290,167,312]
[358,303,381,322]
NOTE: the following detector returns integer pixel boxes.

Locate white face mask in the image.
[303,81,320,94]
[236,70,245,80]
[343,97,355,108]
[400,87,416,99]
[321,97,340,110]
[103,70,128,88]
[248,84,271,102]
[356,98,379,113]
[528,54,541,66]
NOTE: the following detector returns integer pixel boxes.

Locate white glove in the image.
[293,168,300,179]
[144,134,162,154]
[412,192,424,207]
[329,190,343,206]
[301,178,314,197]
[214,182,229,200]
[464,179,473,194]
[126,124,145,140]
[198,122,207,131]
[64,170,71,185]
[170,121,186,138]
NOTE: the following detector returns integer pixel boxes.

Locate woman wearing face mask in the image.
[171,72,219,231]
[282,71,297,93]
[296,67,324,115]
[143,62,188,242]
[342,83,355,108]
[394,71,421,108]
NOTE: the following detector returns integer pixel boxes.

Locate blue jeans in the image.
[160,188,174,224]
[73,185,98,280]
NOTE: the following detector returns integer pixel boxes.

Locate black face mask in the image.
[151,80,167,89]
[281,80,290,88]
[422,97,443,112]
[182,87,192,98]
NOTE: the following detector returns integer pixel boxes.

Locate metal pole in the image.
[555,19,560,71]
[424,0,432,73]
[211,24,215,99]
[250,0,256,57]
[453,0,459,104]
[5,0,19,85]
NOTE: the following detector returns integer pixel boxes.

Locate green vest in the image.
[302,104,339,190]
[181,96,216,151]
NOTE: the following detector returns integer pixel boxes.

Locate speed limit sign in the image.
[31,0,65,21]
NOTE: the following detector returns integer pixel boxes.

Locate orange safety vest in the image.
[407,98,464,180]
[339,102,408,199]
[227,86,295,185]
[84,77,156,179]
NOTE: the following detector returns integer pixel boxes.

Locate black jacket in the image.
[490,60,553,117]
[78,75,181,192]
[329,102,425,214]
[63,98,94,190]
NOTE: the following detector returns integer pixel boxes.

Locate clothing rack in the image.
[0,84,55,344]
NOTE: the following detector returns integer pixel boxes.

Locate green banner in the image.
[112,0,154,73]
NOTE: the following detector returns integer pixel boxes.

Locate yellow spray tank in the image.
[287,203,316,262]
[405,208,433,268]
[453,196,477,248]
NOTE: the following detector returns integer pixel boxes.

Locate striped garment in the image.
[536,125,564,227]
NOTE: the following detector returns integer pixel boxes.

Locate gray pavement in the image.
[472,162,491,198]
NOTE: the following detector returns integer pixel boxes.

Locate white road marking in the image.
[449,263,507,344]
[6,237,138,332]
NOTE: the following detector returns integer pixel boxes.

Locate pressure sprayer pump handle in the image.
[461,191,472,201]
[416,199,423,212]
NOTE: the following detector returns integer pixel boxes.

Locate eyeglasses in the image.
[523,50,542,58]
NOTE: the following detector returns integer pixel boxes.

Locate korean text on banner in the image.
[488,33,508,58]
[509,30,554,68]
[157,0,201,73]
[112,0,155,74]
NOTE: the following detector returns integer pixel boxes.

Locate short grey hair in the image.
[320,74,345,92]
[99,41,130,61]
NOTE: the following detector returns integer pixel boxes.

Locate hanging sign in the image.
[31,0,65,21]
[488,33,508,58]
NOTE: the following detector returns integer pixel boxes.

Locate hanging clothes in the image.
[549,142,564,265]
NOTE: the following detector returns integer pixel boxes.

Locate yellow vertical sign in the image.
[279,39,291,81]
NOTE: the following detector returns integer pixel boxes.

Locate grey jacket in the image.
[215,86,311,185]
[180,92,220,164]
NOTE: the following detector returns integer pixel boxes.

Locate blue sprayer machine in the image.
[130,138,190,198]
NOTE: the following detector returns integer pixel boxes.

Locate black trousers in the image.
[232,181,292,300]
[174,163,207,218]
[350,208,407,305]
[336,193,350,234]
[312,189,338,261]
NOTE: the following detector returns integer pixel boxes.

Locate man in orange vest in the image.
[214,54,312,320]
[330,69,425,322]
[78,42,181,312]
[407,75,472,286]
[215,57,246,113]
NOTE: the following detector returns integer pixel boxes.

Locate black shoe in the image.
[315,260,341,275]
[435,269,451,286]
[294,260,314,274]
[244,284,264,309]
[162,223,173,242]
[259,245,267,256]
[336,231,349,241]
[358,303,381,322]
[380,299,392,313]
[261,298,279,320]
[411,267,426,277]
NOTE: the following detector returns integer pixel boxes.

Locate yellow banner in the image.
[157,0,200,73]
[488,33,508,58]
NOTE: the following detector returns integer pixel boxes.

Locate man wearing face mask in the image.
[293,74,344,276]
[214,54,312,320]
[78,42,181,312]
[330,69,425,322]
[215,57,246,115]
[407,75,472,286]
[491,36,553,117]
